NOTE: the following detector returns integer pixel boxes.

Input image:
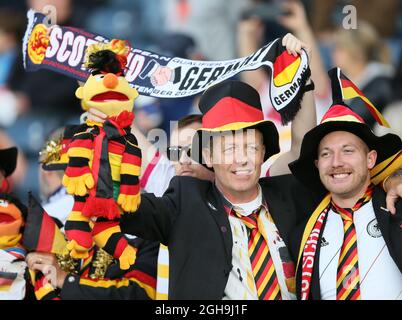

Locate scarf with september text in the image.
[23,10,310,124]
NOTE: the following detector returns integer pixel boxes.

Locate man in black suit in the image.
[120,30,322,299]
[288,101,402,300]
[120,76,318,299]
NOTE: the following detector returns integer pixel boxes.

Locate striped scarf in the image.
[224,203,283,300]
[82,111,134,219]
[332,186,374,300]
[300,184,374,300]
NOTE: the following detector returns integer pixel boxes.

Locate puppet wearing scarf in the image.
[0,194,28,300]
[62,40,141,270]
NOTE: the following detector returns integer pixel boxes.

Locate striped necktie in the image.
[235,209,282,300]
[332,184,374,300]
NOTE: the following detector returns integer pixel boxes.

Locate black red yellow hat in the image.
[289,104,401,192]
[191,80,280,164]
[290,67,401,192]
[39,126,77,171]
[0,147,17,177]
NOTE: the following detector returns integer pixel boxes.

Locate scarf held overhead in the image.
[23,10,310,124]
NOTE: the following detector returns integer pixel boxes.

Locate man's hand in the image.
[281,32,311,59]
[26,252,67,289]
[384,169,402,214]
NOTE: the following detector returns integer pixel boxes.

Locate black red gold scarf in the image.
[24,10,310,124]
[298,185,374,300]
[82,111,134,219]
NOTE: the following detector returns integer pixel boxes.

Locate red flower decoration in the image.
[110,110,135,129]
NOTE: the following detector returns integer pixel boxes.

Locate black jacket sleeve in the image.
[60,239,159,300]
[120,176,183,245]
[390,201,402,272]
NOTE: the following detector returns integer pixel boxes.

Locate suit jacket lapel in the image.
[262,184,293,247]
[372,187,395,260]
[368,187,402,273]
[372,187,391,252]
[205,184,233,267]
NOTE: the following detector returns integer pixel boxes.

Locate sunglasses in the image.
[167,145,192,162]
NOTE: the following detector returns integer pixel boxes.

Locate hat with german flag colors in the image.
[191,80,280,165]
[329,67,390,128]
[39,125,78,171]
[289,69,401,192]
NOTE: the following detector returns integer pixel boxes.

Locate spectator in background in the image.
[2,0,86,198]
[236,0,327,172]
[309,0,400,39]
[38,127,73,227]
[238,0,329,102]
[6,0,82,124]
[0,9,24,87]
[133,96,163,135]
[0,131,28,193]
[374,52,402,139]
[135,113,215,197]
[391,51,402,102]
[154,33,202,137]
[0,7,27,190]
[239,0,292,44]
[276,0,329,102]
[135,113,215,299]
[331,21,394,128]
[373,102,402,139]
[84,0,163,50]
[263,1,395,130]
[0,8,26,127]
[163,0,250,60]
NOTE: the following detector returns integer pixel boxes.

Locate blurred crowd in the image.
[0,0,401,199]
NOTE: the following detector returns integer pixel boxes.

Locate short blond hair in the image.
[334,20,390,64]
